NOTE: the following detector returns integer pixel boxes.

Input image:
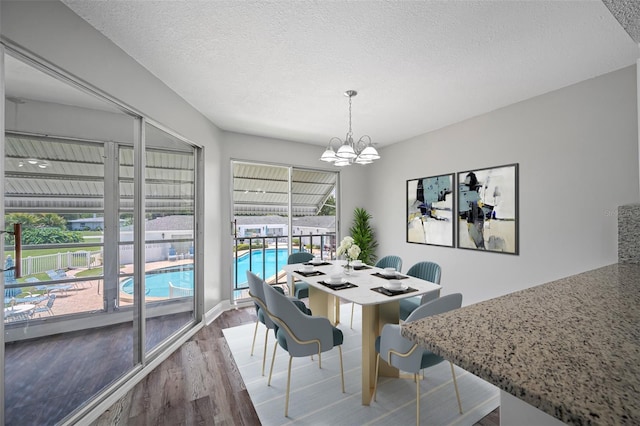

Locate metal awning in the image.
[233,162,336,216]
[4,132,195,213]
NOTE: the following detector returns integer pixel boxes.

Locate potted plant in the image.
[349,207,378,265]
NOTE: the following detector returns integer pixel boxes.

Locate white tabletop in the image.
[4,304,36,317]
[283,262,441,306]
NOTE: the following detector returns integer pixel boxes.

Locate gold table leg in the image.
[361,301,399,405]
[308,286,340,325]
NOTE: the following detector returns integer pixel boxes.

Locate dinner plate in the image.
[383,282,407,291]
[326,278,346,285]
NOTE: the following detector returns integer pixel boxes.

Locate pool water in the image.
[120,265,194,298]
[120,248,303,297]
[234,248,303,286]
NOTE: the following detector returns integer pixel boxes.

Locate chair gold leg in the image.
[261,328,269,376]
[268,340,278,386]
[350,302,355,329]
[372,354,380,403]
[285,355,293,417]
[250,320,259,356]
[338,346,345,392]
[415,373,420,426]
[450,361,463,414]
[318,352,322,369]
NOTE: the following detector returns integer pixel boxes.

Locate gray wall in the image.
[366,66,639,305]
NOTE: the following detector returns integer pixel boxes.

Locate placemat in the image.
[353,265,372,270]
[304,261,332,266]
[371,286,418,297]
[371,272,409,280]
[295,270,326,277]
[318,280,358,291]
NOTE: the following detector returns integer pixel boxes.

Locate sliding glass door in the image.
[231,161,337,302]
[2,48,201,424]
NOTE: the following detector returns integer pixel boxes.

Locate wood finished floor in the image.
[93,306,500,426]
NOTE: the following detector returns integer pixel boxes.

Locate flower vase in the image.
[344,260,353,276]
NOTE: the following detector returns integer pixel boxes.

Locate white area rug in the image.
[223,303,499,425]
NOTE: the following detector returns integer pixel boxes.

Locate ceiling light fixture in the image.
[19,158,50,169]
[320,90,380,166]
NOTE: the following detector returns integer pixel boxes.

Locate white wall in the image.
[219,131,367,300]
[367,65,640,305]
[1,0,223,310]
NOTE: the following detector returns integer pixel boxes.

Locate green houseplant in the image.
[349,207,378,265]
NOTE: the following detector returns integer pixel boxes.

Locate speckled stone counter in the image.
[401,263,640,425]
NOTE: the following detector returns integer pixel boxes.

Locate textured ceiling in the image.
[61,0,640,148]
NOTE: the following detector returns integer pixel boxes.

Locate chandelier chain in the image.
[348,95,353,138]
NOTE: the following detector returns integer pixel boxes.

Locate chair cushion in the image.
[292,300,312,316]
[332,327,344,346]
[399,297,421,321]
[276,324,343,351]
[294,282,309,299]
[420,351,443,369]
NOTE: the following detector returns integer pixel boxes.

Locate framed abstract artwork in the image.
[406,173,455,247]
[457,163,519,254]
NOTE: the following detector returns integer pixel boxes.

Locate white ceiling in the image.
[61,0,640,148]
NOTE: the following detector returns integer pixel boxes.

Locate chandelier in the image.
[320,90,380,166]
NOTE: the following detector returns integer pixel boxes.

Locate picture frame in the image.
[457,163,519,254]
[406,173,455,247]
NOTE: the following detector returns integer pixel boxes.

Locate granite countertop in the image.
[401,263,639,425]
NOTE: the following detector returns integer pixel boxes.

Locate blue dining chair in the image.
[350,255,403,329]
[373,293,464,425]
[247,271,310,376]
[399,261,441,321]
[263,279,345,417]
[287,252,314,299]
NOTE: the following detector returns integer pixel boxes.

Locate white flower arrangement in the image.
[337,236,361,263]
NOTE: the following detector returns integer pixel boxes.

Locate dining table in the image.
[283,260,442,405]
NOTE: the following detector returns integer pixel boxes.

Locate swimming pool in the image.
[120,248,301,297]
[234,248,303,287]
[120,265,194,298]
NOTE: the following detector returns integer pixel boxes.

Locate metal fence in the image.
[233,232,336,290]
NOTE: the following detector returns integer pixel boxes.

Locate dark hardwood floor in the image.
[93,306,499,426]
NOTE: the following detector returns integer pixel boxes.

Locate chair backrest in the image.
[375,255,403,273]
[263,281,334,357]
[4,288,21,298]
[47,293,56,309]
[287,252,314,265]
[406,261,441,284]
[380,293,463,373]
[246,271,277,329]
[405,293,462,322]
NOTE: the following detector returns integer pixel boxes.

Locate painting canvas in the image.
[406,174,454,247]
[457,163,519,254]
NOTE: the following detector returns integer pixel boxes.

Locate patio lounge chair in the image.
[32,294,56,317]
[167,247,178,261]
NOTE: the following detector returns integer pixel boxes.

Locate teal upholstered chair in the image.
[349,255,403,329]
[399,261,442,321]
[373,293,464,425]
[375,255,403,272]
[287,252,314,299]
[247,271,310,376]
[263,280,345,417]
